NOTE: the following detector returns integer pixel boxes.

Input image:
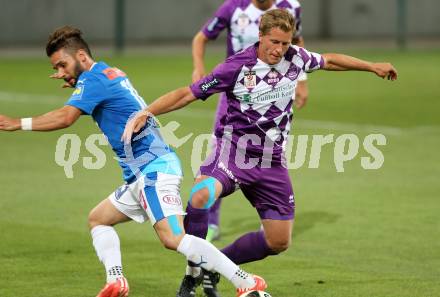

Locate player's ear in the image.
[76,49,88,63]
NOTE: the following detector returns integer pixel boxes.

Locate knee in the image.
[160,235,182,251]
[189,188,210,209]
[266,236,291,253]
[189,177,218,209]
[88,208,101,230]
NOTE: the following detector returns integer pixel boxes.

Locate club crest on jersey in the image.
[244,71,256,89]
[70,85,84,100]
[286,65,300,80]
[237,13,250,30]
[200,78,219,93]
[267,69,280,84]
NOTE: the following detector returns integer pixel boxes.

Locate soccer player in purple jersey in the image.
[123,9,397,297]
[193,0,307,243]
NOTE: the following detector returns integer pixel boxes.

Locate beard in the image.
[64,60,84,87]
[72,60,84,87]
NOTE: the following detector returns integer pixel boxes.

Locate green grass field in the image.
[1,49,439,297]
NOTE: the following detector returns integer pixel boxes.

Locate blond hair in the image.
[259,9,296,36]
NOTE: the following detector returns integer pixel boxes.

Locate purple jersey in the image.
[202,0,303,57]
[190,43,323,162]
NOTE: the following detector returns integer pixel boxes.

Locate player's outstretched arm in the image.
[0,105,82,132]
[322,53,398,80]
[122,86,197,143]
[192,31,210,82]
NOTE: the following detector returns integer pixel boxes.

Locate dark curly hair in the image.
[46,26,92,57]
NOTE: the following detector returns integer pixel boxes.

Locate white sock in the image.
[91,225,123,283]
[186,265,202,278]
[231,268,256,289]
[177,234,255,289]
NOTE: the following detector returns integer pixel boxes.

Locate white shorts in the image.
[109,172,185,225]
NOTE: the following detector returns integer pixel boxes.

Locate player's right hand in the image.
[373,63,398,81]
[0,115,20,131]
[50,73,75,88]
[121,110,150,144]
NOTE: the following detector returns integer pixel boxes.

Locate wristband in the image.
[21,118,32,131]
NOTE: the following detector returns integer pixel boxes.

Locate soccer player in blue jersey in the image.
[0,26,267,297]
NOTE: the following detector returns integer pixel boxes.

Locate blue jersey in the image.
[66,62,179,183]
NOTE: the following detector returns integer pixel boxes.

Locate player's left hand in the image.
[294,96,306,109]
[294,80,309,109]
[0,115,20,131]
[373,63,398,81]
[121,110,150,144]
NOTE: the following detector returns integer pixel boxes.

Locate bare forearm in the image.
[192,32,209,72]
[0,105,81,132]
[147,87,197,116]
[30,110,73,131]
[322,53,398,80]
[322,53,374,72]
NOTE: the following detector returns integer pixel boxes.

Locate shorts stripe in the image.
[144,173,165,222]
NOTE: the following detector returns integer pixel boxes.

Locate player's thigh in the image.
[141,172,186,225]
[153,214,185,250]
[195,135,240,208]
[241,166,295,220]
[261,219,294,251]
[189,175,224,209]
[88,197,131,228]
[107,179,152,225]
